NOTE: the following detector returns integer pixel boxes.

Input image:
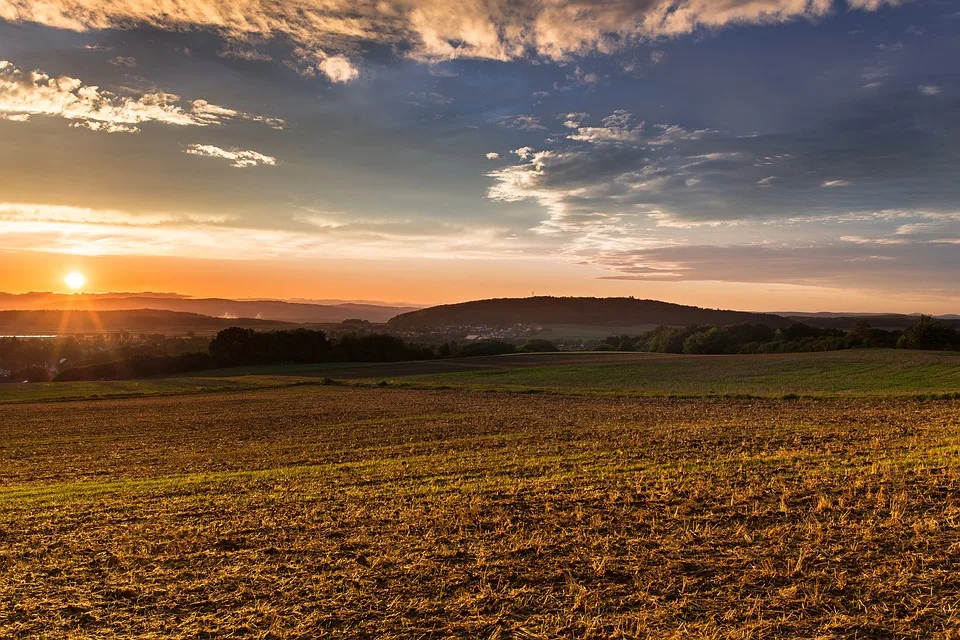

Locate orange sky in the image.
[3,250,957,314]
[1,2,958,317]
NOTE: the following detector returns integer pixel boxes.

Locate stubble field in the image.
[3,376,960,638]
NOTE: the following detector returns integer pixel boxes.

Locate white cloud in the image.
[822,180,853,187]
[918,85,942,96]
[485,152,500,159]
[0,202,232,226]
[839,235,907,245]
[184,144,278,168]
[757,176,776,186]
[0,60,286,133]
[318,55,359,84]
[566,111,707,147]
[71,120,140,133]
[561,112,589,128]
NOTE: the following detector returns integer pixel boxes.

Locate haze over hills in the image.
[0,310,289,334]
[2,294,956,335]
[0,293,418,324]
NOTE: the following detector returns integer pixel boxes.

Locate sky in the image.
[0,0,958,312]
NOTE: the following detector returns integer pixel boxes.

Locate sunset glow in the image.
[0,1,956,312]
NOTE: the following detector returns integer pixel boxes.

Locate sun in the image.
[64,271,86,291]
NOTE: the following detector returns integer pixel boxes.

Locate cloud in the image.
[485,92,960,281]
[589,241,960,294]
[71,120,140,133]
[0,201,524,260]
[108,56,137,68]
[184,144,278,168]
[485,152,500,159]
[0,0,908,72]
[498,114,546,131]
[839,235,907,245]
[0,202,232,226]
[318,55,360,83]
[567,66,600,85]
[918,85,942,96]
[561,112,589,128]
[650,49,667,64]
[217,46,273,62]
[0,60,286,133]
[566,111,707,146]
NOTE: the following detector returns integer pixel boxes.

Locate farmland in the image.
[2,351,960,637]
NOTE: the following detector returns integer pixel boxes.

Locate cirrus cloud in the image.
[184,144,278,168]
[0,60,286,133]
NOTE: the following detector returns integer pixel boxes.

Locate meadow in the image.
[2,350,960,637]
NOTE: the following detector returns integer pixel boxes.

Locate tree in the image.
[518,339,559,353]
[897,316,960,351]
[209,327,259,366]
[683,327,733,354]
[459,340,516,357]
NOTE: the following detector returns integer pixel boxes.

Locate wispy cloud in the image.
[498,115,546,131]
[108,56,137,68]
[0,202,232,226]
[0,60,286,133]
[185,144,278,168]
[0,202,528,261]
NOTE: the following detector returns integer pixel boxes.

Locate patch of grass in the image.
[401,349,960,397]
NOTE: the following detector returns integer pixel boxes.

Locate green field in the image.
[3,349,958,405]
[401,349,960,397]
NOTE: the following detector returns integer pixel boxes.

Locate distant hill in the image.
[785,314,960,331]
[0,293,417,324]
[0,309,290,334]
[388,297,960,334]
[388,297,796,329]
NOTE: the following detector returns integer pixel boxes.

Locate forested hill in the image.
[0,310,289,334]
[388,297,795,329]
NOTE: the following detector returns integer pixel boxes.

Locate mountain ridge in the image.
[0,293,417,324]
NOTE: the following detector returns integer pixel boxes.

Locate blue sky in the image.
[0,0,958,311]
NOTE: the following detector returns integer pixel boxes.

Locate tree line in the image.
[38,315,960,382]
[598,316,959,355]
[52,329,555,381]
